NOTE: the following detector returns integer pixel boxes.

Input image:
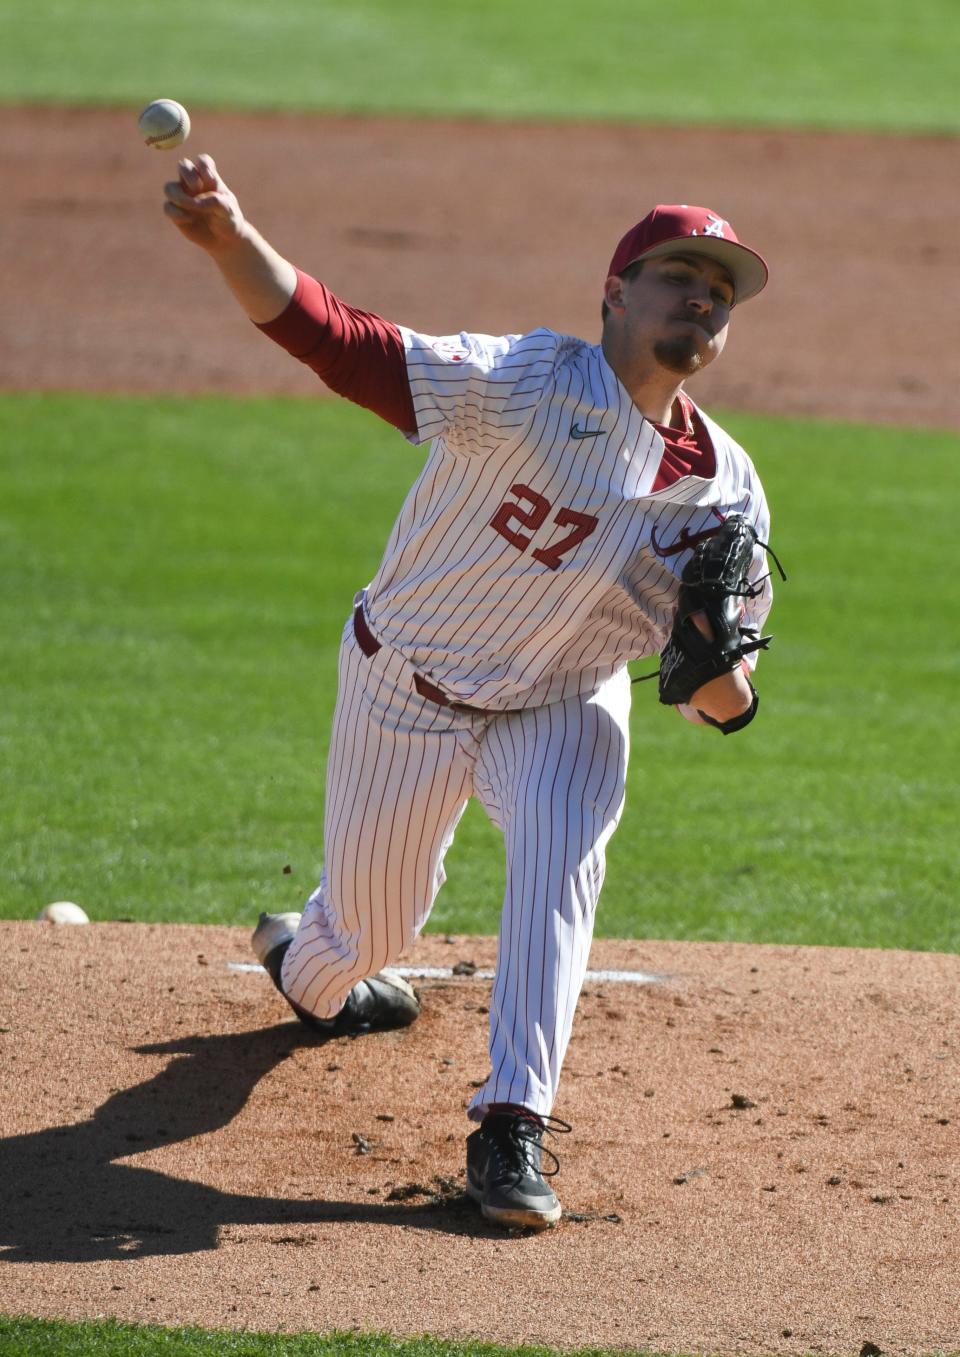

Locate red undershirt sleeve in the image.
[255,268,417,436]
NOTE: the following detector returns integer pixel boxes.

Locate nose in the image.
[686,286,713,316]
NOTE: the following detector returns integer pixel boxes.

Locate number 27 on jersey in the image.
[490,483,598,571]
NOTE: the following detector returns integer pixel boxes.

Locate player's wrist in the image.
[203,215,256,257]
[688,665,754,724]
[697,683,760,735]
[211,228,298,325]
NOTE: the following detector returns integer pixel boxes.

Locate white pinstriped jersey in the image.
[362,327,773,710]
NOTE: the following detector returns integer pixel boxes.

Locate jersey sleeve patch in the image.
[428,336,472,363]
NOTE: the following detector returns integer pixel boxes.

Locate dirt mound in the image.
[2,922,957,1354]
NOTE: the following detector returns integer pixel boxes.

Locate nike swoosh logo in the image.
[650,522,725,558]
[570,422,605,440]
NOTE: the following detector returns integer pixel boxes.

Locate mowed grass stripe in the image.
[0,0,957,132]
[0,1317,674,1357]
[1,393,957,951]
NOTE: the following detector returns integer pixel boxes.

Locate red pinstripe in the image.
[280,611,630,1119]
[275,322,770,1123]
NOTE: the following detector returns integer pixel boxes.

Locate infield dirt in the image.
[3,106,959,428]
[1,924,958,1355]
[2,107,958,1356]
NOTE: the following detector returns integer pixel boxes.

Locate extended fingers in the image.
[162,153,241,248]
[194,153,221,189]
[176,153,222,194]
[177,158,202,195]
[163,180,227,214]
[180,153,219,191]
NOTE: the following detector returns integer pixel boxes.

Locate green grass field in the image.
[1,0,958,132]
[2,393,956,952]
[0,1319,641,1357]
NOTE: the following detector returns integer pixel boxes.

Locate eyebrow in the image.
[663,253,736,294]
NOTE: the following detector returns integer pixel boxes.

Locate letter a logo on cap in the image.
[700,213,727,238]
[682,206,728,240]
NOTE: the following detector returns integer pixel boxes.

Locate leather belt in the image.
[353,605,489,714]
[352,603,384,659]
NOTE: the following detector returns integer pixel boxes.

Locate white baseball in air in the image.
[37,901,90,925]
[138,98,191,151]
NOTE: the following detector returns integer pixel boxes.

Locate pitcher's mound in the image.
[1,922,957,1356]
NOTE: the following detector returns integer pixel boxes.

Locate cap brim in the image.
[624,236,769,304]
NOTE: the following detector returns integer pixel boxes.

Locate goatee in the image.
[653,335,704,376]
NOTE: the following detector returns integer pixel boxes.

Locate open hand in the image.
[163,154,246,253]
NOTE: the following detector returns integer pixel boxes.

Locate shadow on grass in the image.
[0,1023,487,1261]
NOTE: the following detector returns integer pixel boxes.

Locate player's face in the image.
[612,254,734,377]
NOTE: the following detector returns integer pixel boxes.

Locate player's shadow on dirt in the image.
[0,1024,488,1262]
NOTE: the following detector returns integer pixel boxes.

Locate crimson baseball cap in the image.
[608,204,768,304]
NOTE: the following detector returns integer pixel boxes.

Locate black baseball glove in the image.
[655,513,779,712]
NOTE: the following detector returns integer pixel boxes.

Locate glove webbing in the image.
[632,534,786,688]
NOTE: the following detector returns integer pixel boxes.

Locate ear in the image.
[603,274,627,313]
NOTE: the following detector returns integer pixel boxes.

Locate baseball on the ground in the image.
[37,901,90,925]
[137,98,191,151]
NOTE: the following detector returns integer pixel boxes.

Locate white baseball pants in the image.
[280,607,631,1120]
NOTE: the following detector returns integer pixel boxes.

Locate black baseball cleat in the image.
[251,911,420,1035]
[466,1109,571,1230]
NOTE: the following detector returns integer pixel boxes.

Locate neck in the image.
[601,332,685,426]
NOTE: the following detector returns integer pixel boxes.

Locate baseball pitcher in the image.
[164,159,777,1230]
